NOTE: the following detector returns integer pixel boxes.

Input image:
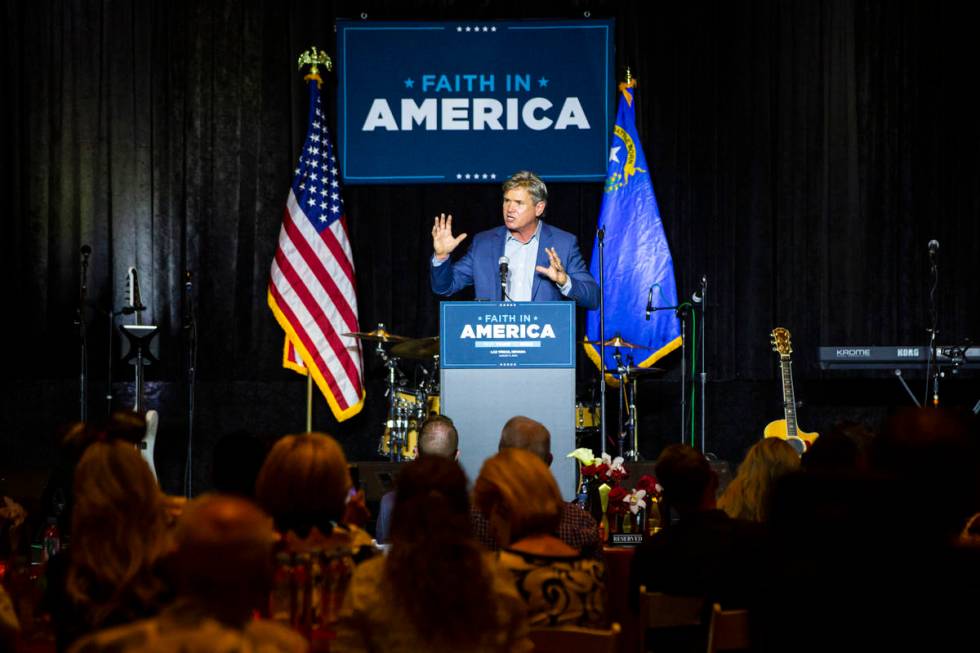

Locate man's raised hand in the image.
[432,213,467,261]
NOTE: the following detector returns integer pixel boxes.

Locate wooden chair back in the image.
[637,587,705,652]
[706,603,750,653]
[529,622,622,653]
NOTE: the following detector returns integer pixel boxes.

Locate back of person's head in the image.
[173,494,276,616]
[499,416,552,465]
[474,448,562,544]
[254,432,351,537]
[719,438,800,521]
[68,438,170,619]
[802,420,874,473]
[211,430,268,498]
[387,457,496,645]
[417,415,459,458]
[655,444,716,515]
[390,456,469,542]
[872,407,980,538]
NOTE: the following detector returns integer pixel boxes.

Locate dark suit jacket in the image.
[430,222,599,309]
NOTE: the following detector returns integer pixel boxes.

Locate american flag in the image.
[268,79,364,420]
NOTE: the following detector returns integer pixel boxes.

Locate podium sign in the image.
[440,301,576,499]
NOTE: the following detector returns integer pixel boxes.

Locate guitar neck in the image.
[779,357,798,438]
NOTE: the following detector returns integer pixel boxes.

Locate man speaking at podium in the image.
[430,170,599,309]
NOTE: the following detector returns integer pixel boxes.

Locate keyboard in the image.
[818,346,980,369]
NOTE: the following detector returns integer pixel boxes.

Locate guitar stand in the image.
[120,324,159,412]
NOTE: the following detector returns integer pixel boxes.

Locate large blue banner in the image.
[337,20,614,184]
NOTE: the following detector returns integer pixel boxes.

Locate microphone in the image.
[645,286,654,320]
[692,275,706,304]
[928,240,939,257]
[80,244,92,258]
[498,256,509,299]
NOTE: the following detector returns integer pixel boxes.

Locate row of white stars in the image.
[456,173,497,180]
[457,26,497,32]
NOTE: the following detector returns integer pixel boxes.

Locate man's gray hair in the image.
[503,170,548,206]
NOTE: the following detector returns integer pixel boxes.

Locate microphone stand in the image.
[924,247,939,407]
[649,302,692,444]
[77,246,91,422]
[696,275,707,452]
[597,227,608,457]
[183,272,198,498]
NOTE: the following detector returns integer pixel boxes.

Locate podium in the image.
[440,301,576,499]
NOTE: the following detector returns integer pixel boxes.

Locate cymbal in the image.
[343,327,410,343]
[391,336,439,359]
[619,366,665,377]
[585,336,649,349]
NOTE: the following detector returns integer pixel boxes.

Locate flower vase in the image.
[585,479,603,524]
[620,512,631,534]
[646,498,662,535]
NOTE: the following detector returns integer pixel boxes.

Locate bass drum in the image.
[575,402,599,432]
[379,390,440,460]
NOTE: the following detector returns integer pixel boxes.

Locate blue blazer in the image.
[430,222,599,309]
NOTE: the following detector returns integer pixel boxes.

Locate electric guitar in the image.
[763,327,818,455]
[123,267,159,480]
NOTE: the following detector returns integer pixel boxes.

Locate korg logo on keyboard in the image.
[836,348,871,358]
[897,348,920,357]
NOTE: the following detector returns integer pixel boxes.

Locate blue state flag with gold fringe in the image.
[585,82,682,375]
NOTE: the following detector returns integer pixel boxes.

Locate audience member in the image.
[718,438,799,522]
[756,408,980,653]
[253,432,375,640]
[68,494,307,653]
[630,444,765,608]
[375,415,458,543]
[472,416,601,557]
[46,436,175,651]
[800,419,874,473]
[474,448,606,628]
[333,457,531,652]
[255,432,375,560]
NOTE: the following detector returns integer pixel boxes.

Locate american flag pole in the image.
[268,47,366,425]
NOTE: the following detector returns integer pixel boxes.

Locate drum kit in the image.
[346,325,664,462]
[344,325,441,461]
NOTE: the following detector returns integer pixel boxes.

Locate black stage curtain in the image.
[3,1,978,490]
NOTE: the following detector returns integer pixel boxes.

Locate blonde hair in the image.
[473,448,563,542]
[255,432,351,536]
[718,438,800,522]
[67,439,171,625]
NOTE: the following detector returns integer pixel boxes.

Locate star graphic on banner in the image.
[404,78,414,88]
[609,146,621,163]
[538,77,549,88]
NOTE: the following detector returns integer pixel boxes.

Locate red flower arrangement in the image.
[606,486,629,515]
